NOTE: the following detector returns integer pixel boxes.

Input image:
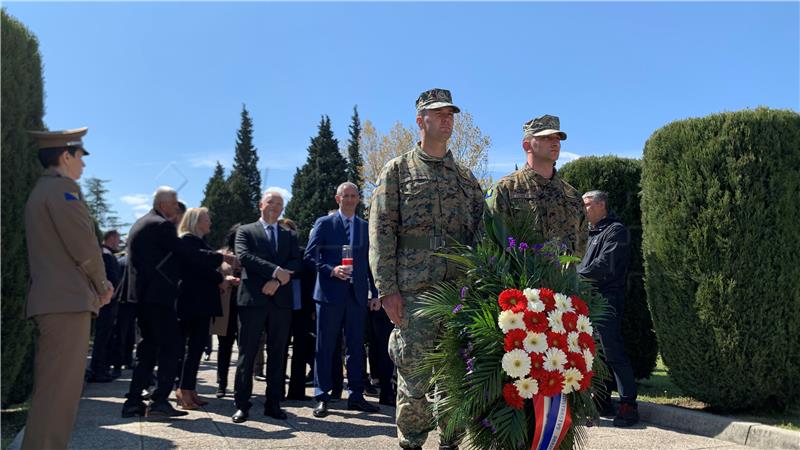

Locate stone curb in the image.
[639,401,800,450]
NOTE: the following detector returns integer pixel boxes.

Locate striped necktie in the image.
[344,218,351,245]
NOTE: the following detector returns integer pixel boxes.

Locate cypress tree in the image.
[1,9,45,405]
[285,115,348,244]
[83,177,121,232]
[227,105,262,224]
[346,106,365,216]
[201,162,231,248]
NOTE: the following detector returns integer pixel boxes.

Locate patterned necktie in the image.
[267,224,277,253]
[344,218,351,245]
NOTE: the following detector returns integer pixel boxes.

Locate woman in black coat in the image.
[175,207,225,409]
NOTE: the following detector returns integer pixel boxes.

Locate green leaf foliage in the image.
[641,108,800,411]
[1,8,44,406]
[560,156,658,379]
[201,162,233,248]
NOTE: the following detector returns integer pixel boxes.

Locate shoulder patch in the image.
[64,191,80,201]
[485,187,494,199]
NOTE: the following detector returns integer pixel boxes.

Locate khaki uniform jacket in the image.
[25,168,107,318]
[210,260,234,336]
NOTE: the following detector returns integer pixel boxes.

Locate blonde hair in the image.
[178,207,209,237]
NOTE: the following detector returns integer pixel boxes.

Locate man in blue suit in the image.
[304,182,380,418]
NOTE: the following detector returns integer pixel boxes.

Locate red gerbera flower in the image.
[537,370,565,397]
[539,288,556,312]
[578,332,596,354]
[571,295,589,316]
[566,351,587,372]
[529,353,548,380]
[502,382,525,410]
[579,370,594,391]
[523,310,548,333]
[498,289,527,312]
[504,329,527,352]
[562,311,579,333]
[546,331,569,353]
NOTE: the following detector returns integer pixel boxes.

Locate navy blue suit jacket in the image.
[303,213,377,305]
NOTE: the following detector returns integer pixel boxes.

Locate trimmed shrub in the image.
[641,108,800,411]
[560,156,658,379]
[1,9,45,406]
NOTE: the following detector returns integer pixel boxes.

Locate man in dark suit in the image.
[232,190,302,423]
[121,186,230,419]
[304,182,380,418]
[88,229,123,382]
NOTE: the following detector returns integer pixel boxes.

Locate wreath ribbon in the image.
[532,393,572,450]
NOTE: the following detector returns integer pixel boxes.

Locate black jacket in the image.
[177,234,224,318]
[125,209,222,308]
[577,213,630,297]
[235,221,302,309]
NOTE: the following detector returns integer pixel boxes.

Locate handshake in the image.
[261,267,293,296]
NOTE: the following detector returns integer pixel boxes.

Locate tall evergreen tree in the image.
[285,115,348,244]
[83,177,123,232]
[201,162,232,248]
[346,106,365,216]
[227,105,262,224]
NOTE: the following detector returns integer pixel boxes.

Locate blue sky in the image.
[6,1,799,226]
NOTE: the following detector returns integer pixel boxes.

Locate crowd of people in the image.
[21,88,636,450]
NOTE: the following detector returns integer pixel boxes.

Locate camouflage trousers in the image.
[388,293,459,449]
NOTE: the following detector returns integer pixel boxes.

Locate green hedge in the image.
[560,156,658,380]
[1,9,45,406]
[641,108,800,411]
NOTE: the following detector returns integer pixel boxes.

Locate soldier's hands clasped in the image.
[380,293,404,325]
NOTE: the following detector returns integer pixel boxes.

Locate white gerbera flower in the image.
[498,310,525,333]
[547,310,566,334]
[527,299,545,312]
[576,315,593,335]
[583,348,594,371]
[501,349,531,379]
[543,347,567,373]
[567,331,582,353]
[562,368,584,394]
[514,377,539,399]
[524,331,548,354]
[523,288,540,302]
[554,293,574,312]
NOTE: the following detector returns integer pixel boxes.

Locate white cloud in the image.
[559,151,583,163]
[120,194,150,206]
[186,152,232,169]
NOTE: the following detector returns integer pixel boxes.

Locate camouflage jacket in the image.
[368,143,485,297]
[486,165,587,256]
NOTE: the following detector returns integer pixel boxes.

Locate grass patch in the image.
[1,401,28,450]
[635,356,799,431]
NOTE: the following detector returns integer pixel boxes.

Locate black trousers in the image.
[90,299,118,374]
[110,302,136,369]
[597,292,638,404]
[368,307,395,400]
[234,304,291,411]
[178,315,210,390]
[127,303,182,403]
[287,308,315,397]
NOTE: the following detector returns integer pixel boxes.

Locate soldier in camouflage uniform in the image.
[485,114,587,256]
[369,88,484,450]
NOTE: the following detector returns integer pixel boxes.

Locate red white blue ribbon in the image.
[531,394,572,450]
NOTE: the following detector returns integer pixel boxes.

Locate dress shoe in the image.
[330,390,342,401]
[347,396,379,413]
[379,395,396,407]
[141,389,152,400]
[254,374,267,382]
[232,409,249,423]
[146,400,189,419]
[121,399,146,418]
[216,387,227,399]
[613,402,640,427]
[110,367,122,379]
[312,400,329,418]
[264,402,288,420]
[364,384,379,396]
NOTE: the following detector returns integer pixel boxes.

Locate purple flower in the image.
[466,357,475,374]
[507,236,516,248]
[482,418,497,434]
[533,243,544,252]
[460,286,468,298]
[519,242,529,251]
[452,303,463,314]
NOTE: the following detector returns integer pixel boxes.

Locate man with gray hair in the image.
[577,190,638,427]
[122,186,232,418]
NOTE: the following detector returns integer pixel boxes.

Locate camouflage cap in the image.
[27,127,91,154]
[523,115,567,141]
[416,88,461,113]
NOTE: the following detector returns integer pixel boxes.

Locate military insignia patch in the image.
[485,188,494,199]
[64,192,80,201]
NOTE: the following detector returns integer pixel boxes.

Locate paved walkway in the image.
[12,350,756,450]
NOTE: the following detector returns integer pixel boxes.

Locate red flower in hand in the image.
[523,311,548,333]
[562,311,579,333]
[566,351,587,373]
[546,331,569,353]
[504,329,527,352]
[502,383,525,410]
[570,295,589,316]
[537,370,565,397]
[578,332,596,354]
[498,289,527,312]
[539,288,556,312]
